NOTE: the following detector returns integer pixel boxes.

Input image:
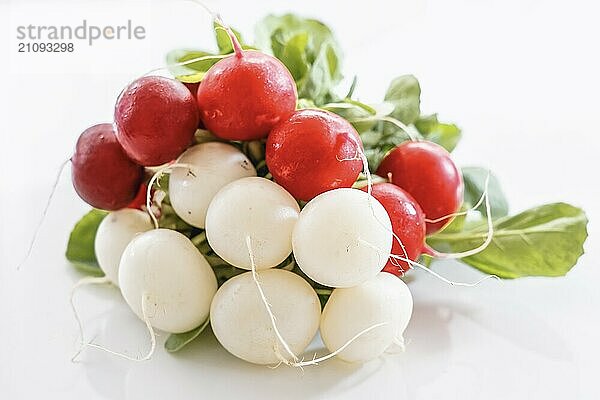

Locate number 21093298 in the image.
[18,42,74,53]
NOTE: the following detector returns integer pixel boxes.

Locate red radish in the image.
[71,123,144,210]
[114,76,199,166]
[196,45,297,141]
[377,141,463,234]
[361,183,426,275]
[266,109,363,201]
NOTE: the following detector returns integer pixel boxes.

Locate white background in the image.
[1,0,599,399]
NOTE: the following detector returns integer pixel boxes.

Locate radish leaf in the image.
[165,318,211,353]
[415,114,462,152]
[65,209,107,276]
[462,167,509,218]
[384,75,421,125]
[427,203,588,278]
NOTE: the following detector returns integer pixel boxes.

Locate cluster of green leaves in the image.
[66,13,588,353]
[165,22,250,82]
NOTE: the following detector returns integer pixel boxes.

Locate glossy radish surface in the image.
[169,142,256,228]
[292,188,393,287]
[266,109,363,201]
[320,272,413,363]
[210,269,320,365]
[205,177,300,270]
[94,209,153,286]
[377,141,463,234]
[197,51,296,140]
[362,183,426,275]
[71,123,144,210]
[114,76,199,166]
[119,229,217,333]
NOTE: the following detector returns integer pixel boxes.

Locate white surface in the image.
[1,0,599,399]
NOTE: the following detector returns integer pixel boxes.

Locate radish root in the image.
[18,158,69,270]
[281,322,389,368]
[349,136,500,287]
[347,138,498,284]
[146,162,197,229]
[72,292,157,362]
[70,275,111,356]
[246,235,392,369]
[245,236,299,363]
[425,171,495,259]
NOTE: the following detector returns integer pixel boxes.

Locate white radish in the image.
[169,142,256,228]
[205,177,300,270]
[94,209,153,286]
[118,229,217,333]
[292,188,393,287]
[320,272,413,363]
[210,269,320,365]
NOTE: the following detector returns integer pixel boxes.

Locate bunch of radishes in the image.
[64,15,588,366]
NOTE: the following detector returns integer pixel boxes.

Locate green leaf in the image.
[214,22,245,54]
[415,114,462,152]
[165,318,210,353]
[70,262,105,277]
[438,205,468,234]
[255,14,343,105]
[65,210,108,276]
[384,75,421,125]
[298,42,339,104]
[462,167,509,218]
[427,203,588,278]
[165,49,223,82]
[272,30,309,81]
[255,14,338,59]
[297,98,317,109]
[364,146,395,172]
[323,100,376,133]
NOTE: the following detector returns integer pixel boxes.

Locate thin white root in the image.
[146,162,197,229]
[185,0,220,21]
[131,0,235,79]
[350,139,495,272]
[429,172,494,259]
[72,293,157,362]
[385,336,406,354]
[424,184,487,224]
[390,254,501,286]
[346,137,411,264]
[18,158,69,270]
[394,336,406,351]
[357,238,500,287]
[142,54,229,78]
[245,236,299,363]
[70,276,111,356]
[281,322,389,367]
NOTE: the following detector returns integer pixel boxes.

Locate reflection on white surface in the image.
[63,266,582,400]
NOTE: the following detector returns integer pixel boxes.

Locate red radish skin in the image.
[196,50,297,141]
[126,182,152,210]
[377,141,463,234]
[266,109,363,201]
[115,76,199,166]
[183,82,205,129]
[361,183,426,275]
[71,124,144,210]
